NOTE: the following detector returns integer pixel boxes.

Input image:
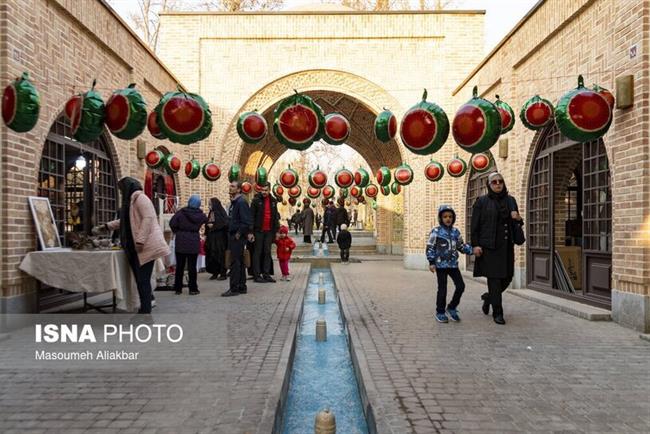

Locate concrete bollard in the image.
[318,288,326,304]
[314,408,336,434]
[315,319,327,342]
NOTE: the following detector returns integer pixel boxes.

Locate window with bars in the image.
[583,139,611,253]
[37,115,118,246]
[528,155,550,249]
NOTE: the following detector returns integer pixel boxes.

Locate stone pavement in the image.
[0,262,308,434]
[332,261,650,434]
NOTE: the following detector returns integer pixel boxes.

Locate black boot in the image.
[221,289,239,297]
[493,315,506,325]
[481,293,490,315]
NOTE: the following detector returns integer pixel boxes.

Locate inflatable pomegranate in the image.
[354,167,370,188]
[105,83,147,140]
[241,181,253,195]
[273,90,324,150]
[322,185,335,200]
[494,95,515,134]
[520,95,554,130]
[334,168,354,188]
[400,89,449,155]
[279,165,299,188]
[323,113,350,145]
[156,86,212,145]
[424,160,444,182]
[147,111,166,139]
[145,149,164,169]
[307,186,321,199]
[67,80,105,143]
[163,154,181,174]
[237,111,267,144]
[452,86,501,154]
[2,72,39,133]
[374,108,397,143]
[393,163,414,186]
[185,159,201,179]
[288,185,302,198]
[447,156,468,178]
[202,161,221,181]
[376,166,391,186]
[364,183,378,199]
[308,166,328,188]
[228,164,241,182]
[555,75,612,142]
[470,152,492,173]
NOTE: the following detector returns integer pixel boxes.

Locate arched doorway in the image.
[465,152,496,271]
[526,125,612,306]
[38,114,118,246]
[144,145,178,214]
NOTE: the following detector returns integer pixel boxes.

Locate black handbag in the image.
[508,197,526,246]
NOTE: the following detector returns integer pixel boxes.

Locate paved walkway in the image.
[332,261,650,433]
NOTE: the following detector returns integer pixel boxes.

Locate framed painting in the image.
[28,196,62,250]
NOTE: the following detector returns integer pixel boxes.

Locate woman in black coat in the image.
[471,172,523,325]
[206,197,229,280]
[170,195,208,295]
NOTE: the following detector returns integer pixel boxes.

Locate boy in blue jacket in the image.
[426,205,473,323]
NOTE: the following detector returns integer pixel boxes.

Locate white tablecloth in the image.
[19,249,162,312]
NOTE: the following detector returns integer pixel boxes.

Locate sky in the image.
[108,0,539,54]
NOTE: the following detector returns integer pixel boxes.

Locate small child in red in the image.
[275,225,296,281]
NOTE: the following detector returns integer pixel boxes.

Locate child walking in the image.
[275,225,296,281]
[337,224,352,264]
[426,205,473,323]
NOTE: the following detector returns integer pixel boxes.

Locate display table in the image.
[19,249,162,313]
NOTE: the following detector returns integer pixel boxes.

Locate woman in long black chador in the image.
[205,197,229,281]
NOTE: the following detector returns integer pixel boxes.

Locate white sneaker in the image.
[286,275,292,281]
[280,275,286,281]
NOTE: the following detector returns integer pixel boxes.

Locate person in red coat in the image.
[274,225,296,281]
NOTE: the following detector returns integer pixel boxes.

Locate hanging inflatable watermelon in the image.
[371,200,377,210]
[376,166,391,186]
[156,86,212,145]
[303,198,311,206]
[308,166,328,188]
[323,113,350,145]
[374,108,397,143]
[228,164,241,182]
[494,95,515,134]
[424,160,444,182]
[145,149,164,169]
[254,183,264,193]
[365,183,378,198]
[279,165,299,188]
[256,166,268,186]
[2,72,40,133]
[273,90,325,150]
[237,111,267,144]
[65,95,81,122]
[354,167,370,188]
[380,185,390,196]
[202,161,221,181]
[452,86,501,154]
[350,186,363,198]
[68,80,105,143]
[400,89,449,155]
[520,95,554,130]
[307,187,320,199]
[592,83,615,109]
[393,163,414,186]
[163,153,181,174]
[185,159,201,179]
[447,156,468,178]
[322,185,335,199]
[147,111,166,139]
[390,182,402,195]
[556,75,612,142]
[335,168,354,188]
[241,181,253,195]
[288,197,297,206]
[105,83,147,140]
[288,185,302,198]
[339,188,349,199]
[272,183,285,198]
[470,152,492,173]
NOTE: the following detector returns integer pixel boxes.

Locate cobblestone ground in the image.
[332,261,650,434]
[0,263,308,434]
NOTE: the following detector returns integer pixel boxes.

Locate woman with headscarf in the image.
[470,172,523,325]
[206,197,229,280]
[101,177,169,314]
[169,195,208,295]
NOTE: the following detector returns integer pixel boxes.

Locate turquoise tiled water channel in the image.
[281,267,369,434]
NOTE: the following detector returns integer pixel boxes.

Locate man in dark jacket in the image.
[249,182,280,283]
[334,199,350,240]
[170,195,208,295]
[320,201,335,243]
[222,181,253,297]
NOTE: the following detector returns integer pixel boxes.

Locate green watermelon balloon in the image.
[555,75,612,142]
[354,167,370,188]
[164,153,182,174]
[273,90,324,150]
[156,86,212,145]
[202,161,221,181]
[424,160,444,182]
[185,159,201,179]
[308,166,328,188]
[592,83,615,109]
[307,186,321,199]
[68,80,105,143]
[494,95,515,134]
[323,113,350,145]
[272,183,285,198]
[393,163,414,186]
[237,111,267,144]
[256,166,268,186]
[339,188,349,199]
[322,185,335,199]
[147,110,166,139]
[520,95,554,130]
[2,72,39,132]
[376,166,391,186]
[452,86,501,154]
[228,164,241,182]
[364,183,378,198]
[105,83,147,140]
[470,152,492,173]
[288,185,302,198]
[374,108,397,143]
[145,149,165,169]
[390,182,402,195]
[350,186,363,198]
[279,165,299,188]
[241,181,253,195]
[380,185,390,196]
[447,156,468,178]
[400,89,449,155]
[335,168,354,188]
